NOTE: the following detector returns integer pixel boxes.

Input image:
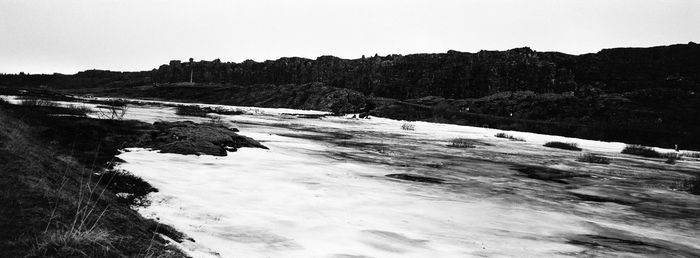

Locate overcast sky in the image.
[1,0,699,74]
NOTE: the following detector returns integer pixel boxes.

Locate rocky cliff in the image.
[2,42,699,149]
[149,43,700,99]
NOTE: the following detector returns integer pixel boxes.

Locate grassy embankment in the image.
[0,99,186,257]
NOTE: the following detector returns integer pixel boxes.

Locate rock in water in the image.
[149,121,267,156]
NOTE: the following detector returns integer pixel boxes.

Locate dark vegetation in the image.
[175,104,244,117]
[621,145,661,158]
[494,132,525,141]
[2,43,700,148]
[577,153,611,164]
[0,97,266,256]
[665,156,678,164]
[150,121,268,156]
[400,122,415,131]
[175,105,209,117]
[19,98,60,107]
[677,176,700,195]
[448,138,477,148]
[544,141,582,151]
[0,102,185,257]
[386,174,445,184]
[97,170,159,207]
[514,165,590,184]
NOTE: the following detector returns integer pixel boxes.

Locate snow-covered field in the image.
[3,95,700,257]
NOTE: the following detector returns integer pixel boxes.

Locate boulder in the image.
[149,121,267,156]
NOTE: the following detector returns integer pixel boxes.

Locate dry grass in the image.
[67,104,94,114]
[19,98,59,107]
[494,132,525,142]
[95,105,128,120]
[682,151,700,158]
[176,105,244,117]
[30,228,115,257]
[673,176,700,195]
[448,138,477,148]
[401,122,415,131]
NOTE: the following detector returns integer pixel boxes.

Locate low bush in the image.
[209,107,244,115]
[665,156,678,164]
[448,138,477,148]
[577,153,611,164]
[19,98,59,107]
[94,105,128,120]
[495,132,525,142]
[67,104,94,114]
[621,145,661,158]
[30,229,114,257]
[682,151,700,158]
[676,176,700,195]
[175,105,209,117]
[176,105,243,117]
[401,122,415,131]
[97,170,158,207]
[544,141,582,151]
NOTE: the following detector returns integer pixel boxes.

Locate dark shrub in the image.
[621,145,661,158]
[683,152,700,158]
[666,157,676,164]
[97,170,158,207]
[66,104,93,114]
[19,98,59,107]
[175,105,209,117]
[544,141,582,151]
[677,176,700,195]
[401,122,415,131]
[448,138,477,148]
[176,105,243,117]
[577,153,611,164]
[495,132,525,142]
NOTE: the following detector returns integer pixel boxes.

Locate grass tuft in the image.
[675,176,700,195]
[682,151,700,158]
[175,105,209,117]
[30,228,115,257]
[176,105,243,117]
[621,145,661,158]
[544,141,582,151]
[400,122,415,131]
[97,169,158,207]
[448,138,477,148]
[495,132,525,142]
[577,153,611,164]
[67,104,94,114]
[19,98,59,107]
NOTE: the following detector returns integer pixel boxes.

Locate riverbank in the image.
[0,98,265,257]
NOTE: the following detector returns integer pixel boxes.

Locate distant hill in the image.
[2,43,699,97]
[2,42,700,149]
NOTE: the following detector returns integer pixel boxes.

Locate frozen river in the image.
[3,95,700,257]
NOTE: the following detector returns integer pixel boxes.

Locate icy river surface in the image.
[5,95,697,257]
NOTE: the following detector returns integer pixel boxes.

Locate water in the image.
[3,95,699,257]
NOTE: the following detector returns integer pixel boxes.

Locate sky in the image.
[1,0,699,74]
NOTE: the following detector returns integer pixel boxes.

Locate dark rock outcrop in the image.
[149,121,267,156]
[126,83,370,114]
[2,42,700,148]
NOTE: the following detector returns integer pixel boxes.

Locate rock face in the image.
[2,43,700,148]
[148,43,700,99]
[3,43,698,100]
[149,121,267,156]
[128,83,371,114]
